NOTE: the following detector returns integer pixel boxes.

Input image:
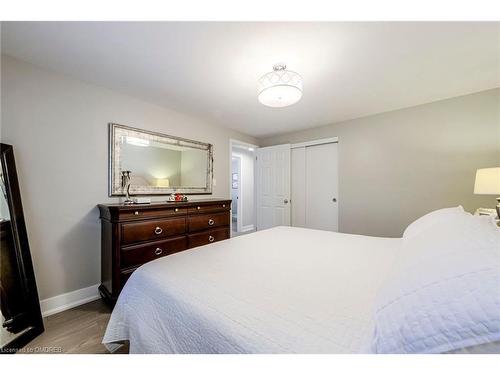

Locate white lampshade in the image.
[474,167,500,195]
[258,64,302,108]
[156,178,170,188]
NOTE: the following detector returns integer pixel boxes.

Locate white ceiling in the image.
[2,22,499,138]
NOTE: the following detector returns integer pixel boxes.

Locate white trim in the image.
[229,139,259,150]
[241,224,255,232]
[231,154,243,233]
[229,138,259,235]
[291,137,338,149]
[40,284,100,317]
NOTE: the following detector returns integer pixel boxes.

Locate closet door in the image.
[305,142,338,231]
[291,147,306,228]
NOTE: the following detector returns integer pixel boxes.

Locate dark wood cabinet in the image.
[98,199,231,305]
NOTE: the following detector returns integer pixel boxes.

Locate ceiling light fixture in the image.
[125,136,150,147]
[258,63,303,108]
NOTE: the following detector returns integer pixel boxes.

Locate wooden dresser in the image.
[98,199,231,305]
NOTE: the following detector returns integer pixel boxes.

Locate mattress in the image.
[103,226,401,353]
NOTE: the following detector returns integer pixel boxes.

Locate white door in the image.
[291,142,338,231]
[256,144,291,230]
[291,147,306,227]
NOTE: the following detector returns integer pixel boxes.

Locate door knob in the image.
[284,199,289,204]
[332,198,337,202]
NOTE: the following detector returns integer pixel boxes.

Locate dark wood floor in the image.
[22,299,128,354]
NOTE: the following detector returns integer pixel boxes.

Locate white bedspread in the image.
[103,226,401,353]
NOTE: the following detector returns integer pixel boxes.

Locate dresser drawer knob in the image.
[175,208,179,212]
[208,219,215,226]
[208,235,215,243]
[154,226,163,235]
[197,206,201,210]
[154,248,163,256]
[222,204,226,208]
[134,211,139,216]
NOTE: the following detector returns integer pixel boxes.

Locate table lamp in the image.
[156,178,170,188]
[474,167,500,218]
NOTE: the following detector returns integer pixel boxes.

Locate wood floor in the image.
[22,299,128,354]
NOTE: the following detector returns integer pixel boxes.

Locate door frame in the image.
[229,139,259,236]
[290,137,339,231]
[291,136,338,149]
[231,154,242,232]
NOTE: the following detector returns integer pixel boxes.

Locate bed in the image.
[103,208,500,354]
[103,226,400,353]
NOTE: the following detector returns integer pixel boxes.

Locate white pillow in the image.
[371,214,500,354]
[403,206,469,238]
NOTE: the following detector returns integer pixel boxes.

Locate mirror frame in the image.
[108,123,214,196]
[1,143,44,353]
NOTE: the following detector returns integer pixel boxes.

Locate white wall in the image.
[260,88,500,237]
[122,142,182,186]
[180,149,208,187]
[0,55,257,300]
[232,148,255,230]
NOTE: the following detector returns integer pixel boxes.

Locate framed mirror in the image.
[1,143,44,353]
[109,123,214,196]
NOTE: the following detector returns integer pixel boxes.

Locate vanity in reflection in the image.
[100,124,230,305]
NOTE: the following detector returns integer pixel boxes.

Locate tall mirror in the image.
[109,123,214,196]
[1,143,43,353]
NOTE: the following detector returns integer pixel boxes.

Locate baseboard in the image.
[241,225,255,232]
[40,284,100,317]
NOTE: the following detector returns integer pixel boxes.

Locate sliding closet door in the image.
[291,142,338,231]
[305,142,338,231]
[291,147,306,227]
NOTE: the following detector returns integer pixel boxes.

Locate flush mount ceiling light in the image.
[257,63,303,108]
[125,136,150,147]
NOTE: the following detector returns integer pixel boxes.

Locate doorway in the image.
[229,140,258,237]
[231,156,241,232]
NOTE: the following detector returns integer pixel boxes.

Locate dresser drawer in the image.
[121,217,186,245]
[119,207,187,221]
[121,236,187,269]
[188,227,229,248]
[187,202,230,214]
[188,211,229,232]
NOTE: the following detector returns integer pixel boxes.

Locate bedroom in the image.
[1,1,500,373]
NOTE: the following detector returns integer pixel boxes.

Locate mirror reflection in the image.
[121,136,208,189]
[109,124,213,196]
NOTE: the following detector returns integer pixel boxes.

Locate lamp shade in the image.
[474,167,500,195]
[156,178,170,188]
[258,64,302,108]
